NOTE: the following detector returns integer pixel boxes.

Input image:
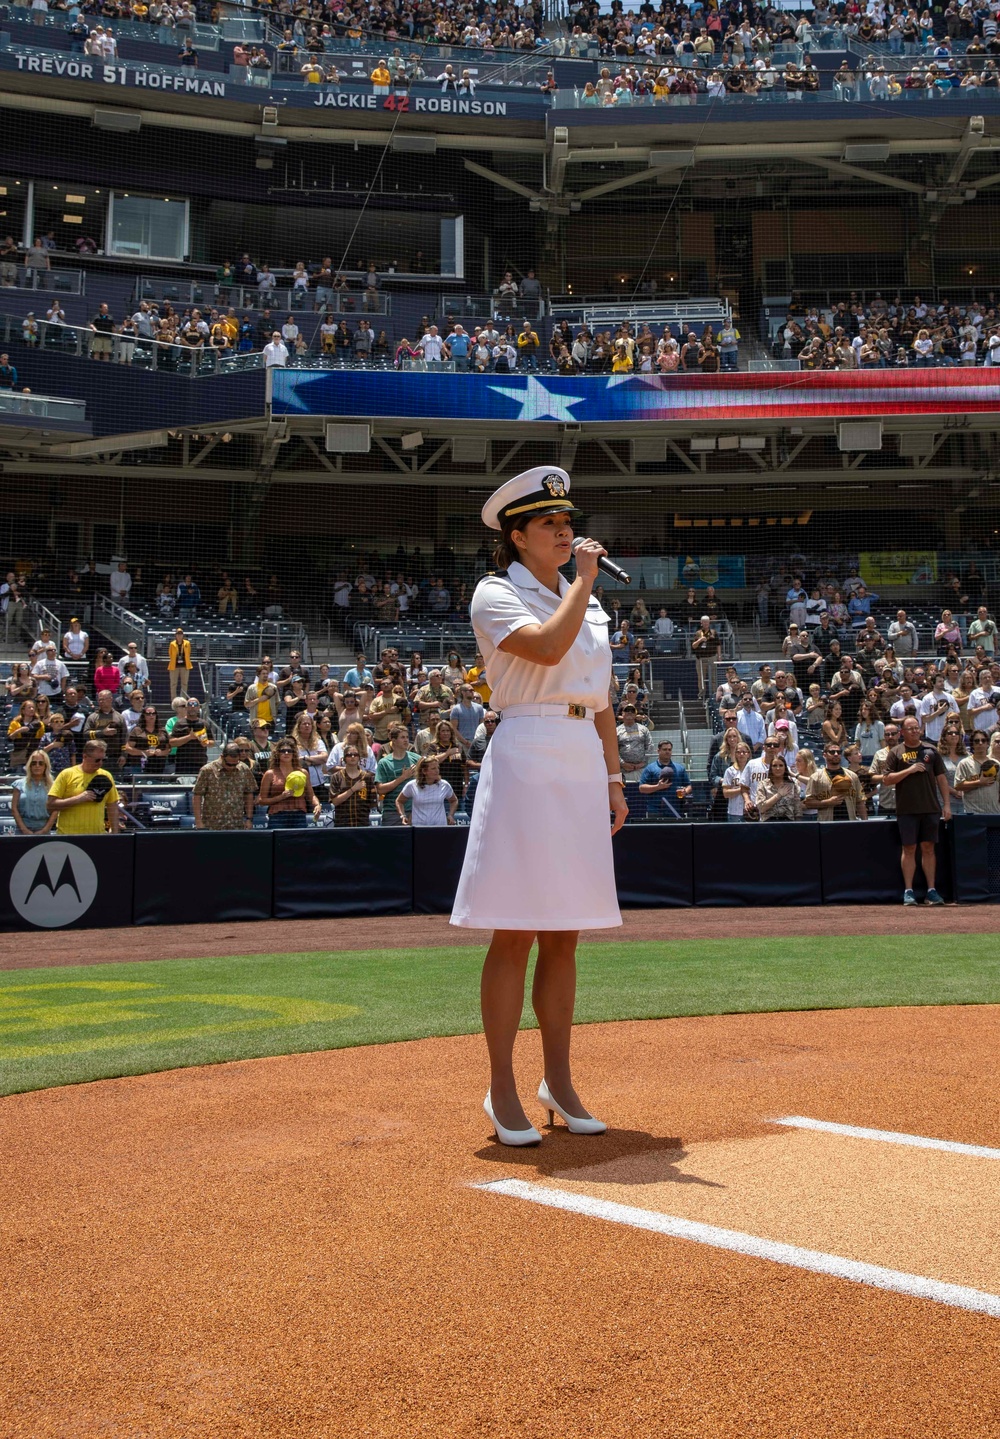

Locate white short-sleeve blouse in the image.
[470,560,612,714]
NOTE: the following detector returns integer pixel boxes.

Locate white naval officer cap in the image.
[481,465,583,532]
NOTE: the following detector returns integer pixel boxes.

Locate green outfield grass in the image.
[2,936,999,1097]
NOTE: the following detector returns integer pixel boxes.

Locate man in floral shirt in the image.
[193,743,257,830]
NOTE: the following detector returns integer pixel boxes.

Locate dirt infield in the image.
[2,1004,999,1438]
[0,903,984,970]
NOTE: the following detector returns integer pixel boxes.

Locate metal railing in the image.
[676,690,692,770]
[0,390,86,422]
[0,264,84,294]
[578,300,731,329]
[748,354,802,372]
[846,39,981,63]
[206,657,332,701]
[134,277,218,306]
[269,39,557,74]
[26,596,61,641]
[219,15,267,42]
[367,623,477,662]
[441,293,544,322]
[550,295,723,322]
[555,74,998,106]
[273,45,555,79]
[223,286,391,316]
[400,357,458,372]
[143,619,310,664]
[95,595,148,656]
[136,276,392,316]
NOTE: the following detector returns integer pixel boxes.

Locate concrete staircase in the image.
[646,688,715,778]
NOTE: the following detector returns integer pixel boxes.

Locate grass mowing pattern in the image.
[2,936,999,1097]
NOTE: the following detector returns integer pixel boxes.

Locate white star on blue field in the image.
[485,375,589,422]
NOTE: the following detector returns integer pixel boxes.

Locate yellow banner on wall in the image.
[860,552,938,586]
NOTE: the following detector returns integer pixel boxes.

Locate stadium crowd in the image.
[18,0,1000,65]
[7,0,551,51]
[569,51,1000,103]
[773,291,1000,368]
[5,548,1000,834]
[562,0,1000,59]
[701,637,1000,824]
[1,581,506,830]
[13,263,1000,374]
[7,290,746,373]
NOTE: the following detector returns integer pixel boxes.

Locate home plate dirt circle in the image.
[3,1004,999,1439]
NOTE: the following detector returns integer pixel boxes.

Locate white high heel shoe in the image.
[538,1079,607,1136]
[484,1090,542,1147]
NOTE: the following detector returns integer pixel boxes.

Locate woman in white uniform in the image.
[451,467,628,1146]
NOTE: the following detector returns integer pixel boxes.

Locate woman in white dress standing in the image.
[451,467,628,1146]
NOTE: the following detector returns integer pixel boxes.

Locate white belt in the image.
[500,703,594,720]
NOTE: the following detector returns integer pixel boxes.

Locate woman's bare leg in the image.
[533,930,591,1119]
[481,929,535,1130]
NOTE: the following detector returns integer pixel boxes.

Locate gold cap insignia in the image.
[543,474,567,498]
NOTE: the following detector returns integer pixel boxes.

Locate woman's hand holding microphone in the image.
[572,537,608,585]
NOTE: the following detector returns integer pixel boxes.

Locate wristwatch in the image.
[607,772,624,785]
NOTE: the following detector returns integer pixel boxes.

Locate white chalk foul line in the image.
[476,1178,1000,1319]
[772,1116,1000,1160]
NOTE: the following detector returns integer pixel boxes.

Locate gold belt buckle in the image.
[567,703,587,719]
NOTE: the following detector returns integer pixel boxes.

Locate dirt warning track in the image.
[2,1003,999,1439]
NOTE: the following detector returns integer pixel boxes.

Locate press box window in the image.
[107,193,189,260]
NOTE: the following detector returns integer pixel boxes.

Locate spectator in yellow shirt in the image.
[47,739,121,835]
[167,626,192,700]
[7,699,45,769]
[465,652,491,705]
[611,341,634,373]
[516,320,540,371]
[371,62,391,93]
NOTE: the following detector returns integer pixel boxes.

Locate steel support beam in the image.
[463,157,541,202]
[797,155,925,195]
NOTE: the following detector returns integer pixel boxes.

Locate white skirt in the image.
[450,715,622,931]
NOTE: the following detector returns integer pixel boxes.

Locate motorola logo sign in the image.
[9,843,99,928]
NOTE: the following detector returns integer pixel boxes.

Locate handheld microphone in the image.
[571,537,632,586]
